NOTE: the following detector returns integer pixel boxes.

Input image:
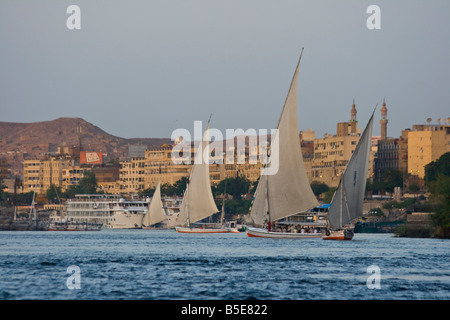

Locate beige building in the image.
[310,131,360,187]
[142,144,261,192]
[309,110,362,188]
[23,156,75,194]
[307,101,376,188]
[144,145,190,189]
[407,123,450,178]
[120,157,146,194]
[23,159,43,193]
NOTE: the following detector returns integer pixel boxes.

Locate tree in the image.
[310,181,329,198]
[381,168,403,193]
[214,176,251,200]
[139,186,156,197]
[323,187,336,204]
[62,171,98,198]
[79,171,97,194]
[408,184,420,197]
[428,175,450,238]
[221,199,252,215]
[46,184,62,203]
[172,177,189,195]
[425,152,450,184]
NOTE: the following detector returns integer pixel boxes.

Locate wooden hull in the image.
[175,226,239,234]
[246,227,323,239]
[323,229,354,240]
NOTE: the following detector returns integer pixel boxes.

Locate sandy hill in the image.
[0,117,171,176]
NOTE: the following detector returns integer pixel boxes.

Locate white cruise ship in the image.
[66,194,150,229]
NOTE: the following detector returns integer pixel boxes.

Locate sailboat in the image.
[246,50,321,238]
[142,181,167,229]
[174,119,239,234]
[323,110,375,240]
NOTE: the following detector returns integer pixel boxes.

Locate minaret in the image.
[350,99,357,134]
[380,98,388,140]
[351,99,357,122]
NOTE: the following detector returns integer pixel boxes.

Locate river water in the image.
[0,230,449,300]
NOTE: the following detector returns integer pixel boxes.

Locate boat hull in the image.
[246,227,322,239]
[175,226,239,234]
[323,229,354,240]
[110,212,145,229]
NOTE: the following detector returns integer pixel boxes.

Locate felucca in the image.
[323,110,375,240]
[173,119,239,234]
[142,181,167,229]
[246,50,322,238]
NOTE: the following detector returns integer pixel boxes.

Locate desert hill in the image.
[0,117,172,176]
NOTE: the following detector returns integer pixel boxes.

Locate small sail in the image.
[250,174,268,225]
[327,110,375,230]
[250,51,319,225]
[143,181,166,227]
[174,121,219,226]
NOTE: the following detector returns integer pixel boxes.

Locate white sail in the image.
[250,51,319,225]
[174,122,219,227]
[142,181,166,227]
[327,111,374,230]
[249,174,268,226]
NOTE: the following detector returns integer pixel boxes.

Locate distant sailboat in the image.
[246,50,321,238]
[174,119,239,233]
[142,181,167,229]
[323,110,375,240]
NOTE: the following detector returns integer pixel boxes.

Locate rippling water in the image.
[0,230,449,300]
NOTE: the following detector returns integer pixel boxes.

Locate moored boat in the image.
[66,194,149,229]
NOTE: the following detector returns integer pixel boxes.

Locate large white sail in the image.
[327,111,374,230]
[250,51,319,225]
[174,122,219,227]
[142,181,166,227]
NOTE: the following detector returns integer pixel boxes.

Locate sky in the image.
[0,0,449,140]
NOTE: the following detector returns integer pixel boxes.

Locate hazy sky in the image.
[1,1,449,140]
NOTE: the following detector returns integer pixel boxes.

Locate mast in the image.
[265,161,271,231]
[221,179,227,225]
[186,182,190,227]
[339,181,343,228]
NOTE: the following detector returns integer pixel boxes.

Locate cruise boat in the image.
[65,194,150,229]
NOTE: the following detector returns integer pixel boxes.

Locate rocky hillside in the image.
[0,117,171,176]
